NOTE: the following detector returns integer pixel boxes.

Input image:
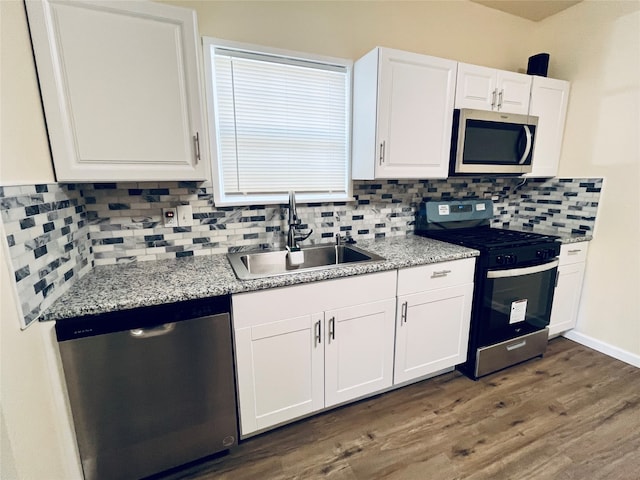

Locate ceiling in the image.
[470,0,582,22]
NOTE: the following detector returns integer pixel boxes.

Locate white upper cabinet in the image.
[26,0,209,182]
[526,76,571,178]
[455,63,532,114]
[352,47,457,180]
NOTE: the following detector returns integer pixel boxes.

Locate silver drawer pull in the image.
[506,340,527,351]
[431,270,451,278]
[567,249,582,254]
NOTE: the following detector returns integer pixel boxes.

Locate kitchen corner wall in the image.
[0,177,601,327]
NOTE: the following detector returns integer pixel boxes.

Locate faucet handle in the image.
[336,232,355,245]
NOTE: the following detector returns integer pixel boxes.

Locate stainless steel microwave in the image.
[450,109,538,175]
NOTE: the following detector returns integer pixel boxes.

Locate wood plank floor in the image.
[157,338,640,480]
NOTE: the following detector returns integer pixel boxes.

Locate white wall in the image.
[166,0,534,69]
[533,0,640,359]
[0,1,80,479]
[1,243,82,480]
[0,0,55,185]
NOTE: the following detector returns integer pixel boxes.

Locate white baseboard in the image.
[562,330,640,368]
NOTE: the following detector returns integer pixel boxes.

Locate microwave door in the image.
[452,109,536,175]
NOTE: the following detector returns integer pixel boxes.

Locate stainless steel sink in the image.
[227,244,385,280]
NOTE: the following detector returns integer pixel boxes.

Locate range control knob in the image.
[504,254,517,265]
[496,255,504,265]
[537,250,548,260]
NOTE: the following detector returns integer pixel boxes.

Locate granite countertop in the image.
[538,229,593,244]
[499,225,593,244]
[42,235,480,322]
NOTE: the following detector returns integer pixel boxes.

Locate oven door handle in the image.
[487,259,559,279]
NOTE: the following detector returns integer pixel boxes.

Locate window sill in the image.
[213,192,355,207]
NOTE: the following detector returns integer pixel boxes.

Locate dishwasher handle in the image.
[130,323,176,338]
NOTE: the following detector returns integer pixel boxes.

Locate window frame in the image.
[202,37,354,207]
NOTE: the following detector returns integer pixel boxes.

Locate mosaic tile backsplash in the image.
[1,184,93,328]
[1,177,602,327]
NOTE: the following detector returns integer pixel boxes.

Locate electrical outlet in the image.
[177,205,194,227]
[162,208,178,228]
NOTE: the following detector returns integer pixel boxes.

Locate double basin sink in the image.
[227,243,385,280]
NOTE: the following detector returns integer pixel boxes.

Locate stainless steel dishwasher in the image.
[55,295,237,480]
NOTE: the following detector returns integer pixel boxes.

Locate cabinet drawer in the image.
[559,242,589,265]
[475,329,548,378]
[397,257,475,296]
[232,270,396,329]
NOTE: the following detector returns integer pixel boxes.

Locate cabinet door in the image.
[324,299,396,407]
[455,64,531,114]
[394,284,473,384]
[26,0,208,181]
[234,314,324,435]
[454,63,497,110]
[549,262,586,337]
[496,70,532,114]
[375,48,457,179]
[527,77,570,177]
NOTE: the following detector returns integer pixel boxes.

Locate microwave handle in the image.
[518,125,533,165]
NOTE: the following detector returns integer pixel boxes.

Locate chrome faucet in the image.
[286,191,312,251]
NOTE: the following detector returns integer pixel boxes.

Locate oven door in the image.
[478,259,558,346]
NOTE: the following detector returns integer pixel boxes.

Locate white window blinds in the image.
[206,42,351,204]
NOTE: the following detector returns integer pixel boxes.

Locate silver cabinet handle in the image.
[401,301,408,324]
[491,89,497,109]
[328,317,335,341]
[431,270,451,278]
[315,320,321,346]
[193,132,201,164]
[379,141,386,165]
[568,249,582,255]
[506,340,527,351]
[497,89,504,110]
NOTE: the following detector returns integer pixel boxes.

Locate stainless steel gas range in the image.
[416,199,561,380]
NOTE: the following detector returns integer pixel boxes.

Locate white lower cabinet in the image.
[232,259,477,436]
[232,271,396,436]
[394,258,475,385]
[549,242,589,336]
[233,313,324,433]
[325,299,396,407]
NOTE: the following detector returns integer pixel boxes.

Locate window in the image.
[203,38,352,206]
